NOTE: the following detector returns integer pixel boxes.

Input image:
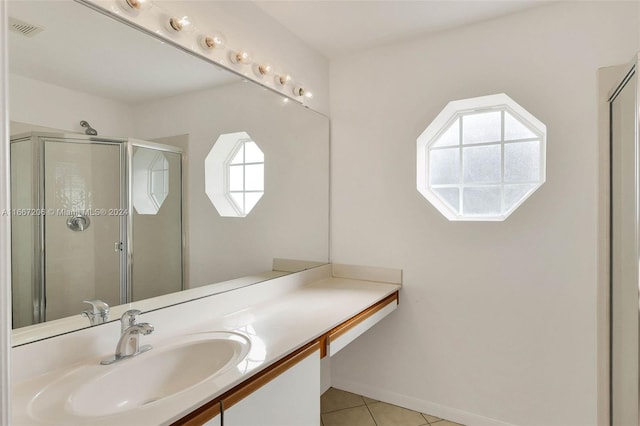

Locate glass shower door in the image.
[130,143,183,301]
[10,139,37,328]
[43,138,124,322]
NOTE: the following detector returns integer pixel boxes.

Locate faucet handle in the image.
[120,309,142,332]
[136,323,154,335]
[81,300,110,325]
[83,299,110,314]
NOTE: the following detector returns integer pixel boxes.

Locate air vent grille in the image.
[9,17,44,38]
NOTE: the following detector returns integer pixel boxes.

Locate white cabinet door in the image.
[223,348,320,426]
[202,413,221,426]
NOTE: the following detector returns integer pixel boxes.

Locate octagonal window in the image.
[417,93,546,221]
[205,132,264,217]
[133,148,169,215]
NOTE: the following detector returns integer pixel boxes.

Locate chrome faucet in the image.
[101,309,153,365]
[81,299,110,325]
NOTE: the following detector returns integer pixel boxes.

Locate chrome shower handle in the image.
[66,214,90,231]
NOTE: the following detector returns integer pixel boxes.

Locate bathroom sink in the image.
[27,331,250,421]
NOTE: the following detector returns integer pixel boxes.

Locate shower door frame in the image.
[41,135,129,309]
[10,132,186,323]
[10,132,129,322]
[609,53,640,426]
[126,138,185,303]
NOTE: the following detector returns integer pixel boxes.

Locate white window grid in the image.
[225,138,264,216]
[427,106,544,217]
[149,153,169,211]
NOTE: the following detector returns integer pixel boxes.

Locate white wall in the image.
[9,74,133,137]
[329,2,639,426]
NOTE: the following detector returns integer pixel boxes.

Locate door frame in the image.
[608,53,640,426]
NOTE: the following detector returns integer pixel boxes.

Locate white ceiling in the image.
[253,0,551,58]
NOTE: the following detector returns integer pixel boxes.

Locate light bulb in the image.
[118,0,152,14]
[253,63,272,78]
[164,15,193,33]
[199,33,225,50]
[293,86,305,97]
[275,74,291,86]
[229,50,251,64]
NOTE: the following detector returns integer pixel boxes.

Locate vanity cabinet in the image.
[223,343,320,426]
[176,342,320,426]
[202,412,221,426]
[175,291,399,426]
[179,402,221,426]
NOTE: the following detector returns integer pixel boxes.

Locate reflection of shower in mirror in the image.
[9,132,184,328]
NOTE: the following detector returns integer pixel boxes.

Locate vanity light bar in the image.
[113,0,313,104]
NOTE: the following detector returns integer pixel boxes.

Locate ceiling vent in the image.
[9,17,44,38]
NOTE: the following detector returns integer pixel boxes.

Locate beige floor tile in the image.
[435,421,464,426]
[423,413,442,423]
[362,395,378,404]
[321,388,366,413]
[368,401,428,426]
[321,405,376,426]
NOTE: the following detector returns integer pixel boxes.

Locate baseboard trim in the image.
[330,378,515,426]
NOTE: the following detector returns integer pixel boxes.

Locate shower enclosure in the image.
[10,132,183,328]
[610,54,639,425]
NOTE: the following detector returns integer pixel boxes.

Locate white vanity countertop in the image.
[11,275,401,426]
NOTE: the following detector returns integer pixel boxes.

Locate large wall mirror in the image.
[8,0,329,345]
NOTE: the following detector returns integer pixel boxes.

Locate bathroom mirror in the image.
[8,0,329,344]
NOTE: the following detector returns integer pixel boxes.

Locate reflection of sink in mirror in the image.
[28,332,250,421]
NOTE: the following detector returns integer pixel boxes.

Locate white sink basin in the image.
[27,331,250,421]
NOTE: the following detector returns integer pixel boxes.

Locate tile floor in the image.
[320,388,465,426]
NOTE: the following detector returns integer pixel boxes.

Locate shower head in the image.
[80,120,98,136]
